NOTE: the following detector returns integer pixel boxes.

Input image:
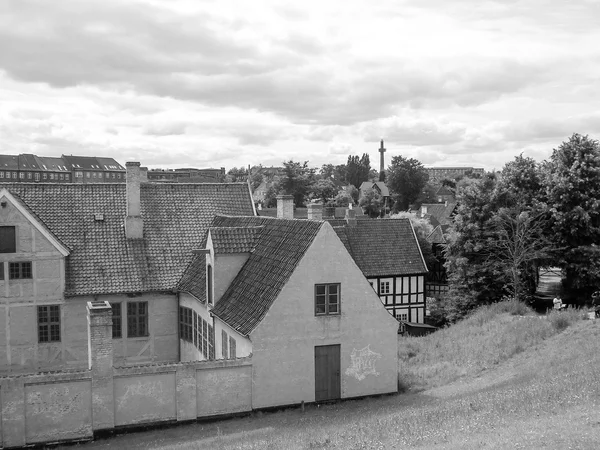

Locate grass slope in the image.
[66,302,600,449]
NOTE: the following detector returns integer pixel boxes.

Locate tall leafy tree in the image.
[444,172,505,315]
[544,133,600,295]
[310,178,338,204]
[280,160,315,207]
[386,156,428,211]
[346,154,371,188]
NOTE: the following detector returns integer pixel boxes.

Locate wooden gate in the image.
[314,344,340,402]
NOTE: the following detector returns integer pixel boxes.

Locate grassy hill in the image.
[68,302,600,449]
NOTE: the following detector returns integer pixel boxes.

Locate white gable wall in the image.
[250,223,398,409]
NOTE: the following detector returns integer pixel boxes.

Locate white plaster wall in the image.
[250,223,398,409]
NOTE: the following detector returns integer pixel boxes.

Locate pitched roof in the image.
[427,225,447,245]
[208,216,323,335]
[0,155,19,171]
[360,181,390,197]
[211,226,262,254]
[333,218,427,277]
[177,254,207,302]
[420,202,457,226]
[0,182,255,296]
[435,185,454,196]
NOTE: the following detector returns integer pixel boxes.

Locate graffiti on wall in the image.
[28,386,86,416]
[345,345,382,381]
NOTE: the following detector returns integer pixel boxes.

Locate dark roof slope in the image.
[333,218,427,277]
[0,155,19,171]
[420,202,457,226]
[211,226,262,254]
[177,254,207,302]
[427,225,447,245]
[1,182,254,296]
[209,216,323,335]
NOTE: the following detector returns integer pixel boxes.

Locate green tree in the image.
[280,160,315,207]
[310,178,338,204]
[226,166,248,182]
[386,156,429,211]
[444,172,505,315]
[359,187,384,218]
[544,133,600,295]
[346,154,371,189]
[486,208,553,302]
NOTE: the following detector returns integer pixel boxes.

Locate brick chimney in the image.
[345,208,357,227]
[307,203,323,220]
[140,166,148,182]
[87,300,115,430]
[125,161,143,239]
[276,194,294,220]
[421,205,428,216]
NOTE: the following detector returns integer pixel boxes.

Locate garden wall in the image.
[0,302,252,449]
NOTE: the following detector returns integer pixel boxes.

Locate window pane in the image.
[316,285,326,296]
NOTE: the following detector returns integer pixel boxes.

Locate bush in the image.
[546,307,586,331]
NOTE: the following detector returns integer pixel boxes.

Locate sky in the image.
[1,0,599,172]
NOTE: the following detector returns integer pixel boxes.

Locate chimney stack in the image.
[307,203,323,221]
[125,161,143,239]
[421,205,428,216]
[379,139,386,182]
[140,166,148,182]
[345,208,357,227]
[276,194,294,220]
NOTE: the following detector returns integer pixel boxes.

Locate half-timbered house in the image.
[330,211,429,324]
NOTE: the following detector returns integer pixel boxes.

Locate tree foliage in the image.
[359,187,384,218]
[386,156,429,211]
[309,178,338,204]
[544,133,600,294]
[346,154,371,189]
[280,160,315,207]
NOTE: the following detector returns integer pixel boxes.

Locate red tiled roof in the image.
[211,226,262,254]
[1,182,254,296]
[177,254,207,302]
[208,216,323,335]
[333,218,427,277]
[420,202,457,226]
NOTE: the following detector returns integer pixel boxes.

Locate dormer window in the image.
[207,264,213,305]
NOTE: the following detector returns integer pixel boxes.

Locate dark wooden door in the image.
[314,344,341,401]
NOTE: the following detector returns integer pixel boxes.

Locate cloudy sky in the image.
[1,0,599,171]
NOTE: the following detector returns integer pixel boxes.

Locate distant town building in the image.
[425,166,485,181]
[147,167,225,182]
[0,154,125,183]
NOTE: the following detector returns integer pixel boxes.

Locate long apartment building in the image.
[0,154,126,183]
[425,166,485,181]
[147,167,225,182]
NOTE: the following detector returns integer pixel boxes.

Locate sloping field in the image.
[65,305,600,449]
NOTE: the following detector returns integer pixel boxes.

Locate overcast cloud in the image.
[1,0,599,171]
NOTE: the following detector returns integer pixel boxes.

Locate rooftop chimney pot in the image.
[345,208,357,227]
[276,194,294,220]
[307,203,323,221]
[125,161,143,239]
